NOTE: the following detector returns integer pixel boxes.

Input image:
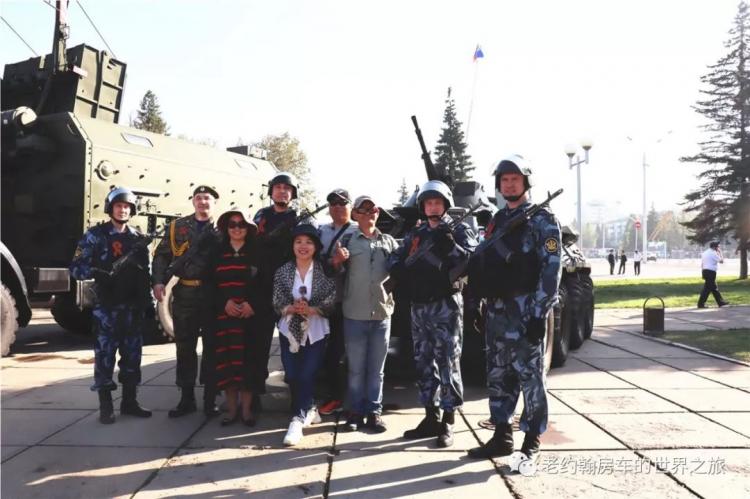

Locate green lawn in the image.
[594,276,750,308]
[661,329,750,363]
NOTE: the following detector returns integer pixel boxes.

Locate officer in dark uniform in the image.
[70,187,152,424]
[152,185,221,418]
[466,155,561,464]
[388,180,477,447]
[252,172,301,406]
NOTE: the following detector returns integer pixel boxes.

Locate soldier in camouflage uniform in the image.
[388,180,477,447]
[152,185,221,418]
[70,187,152,424]
[467,155,561,463]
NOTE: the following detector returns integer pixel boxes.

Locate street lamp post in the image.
[565,140,593,249]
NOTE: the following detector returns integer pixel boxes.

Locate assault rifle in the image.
[404,202,484,271]
[472,189,564,263]
[94,229,163,278]
[165,225,220,280]
[264,202,329,240]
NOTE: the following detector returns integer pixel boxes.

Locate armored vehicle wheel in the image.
[1,284,19,356]
[561,276,586,350]
[551,287,570,368]
[581,274,594,339]
[156,277,178,340]
[51,293,93,334]
[543,310,554,374]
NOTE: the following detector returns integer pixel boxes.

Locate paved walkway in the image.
[1,308,749,497]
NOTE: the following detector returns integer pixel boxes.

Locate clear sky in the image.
[1,0,739,227]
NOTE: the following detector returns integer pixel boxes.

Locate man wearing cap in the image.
[153,185,222,418]
[252,172,302,406]
[317,188,357,415]
[332,195,398,433]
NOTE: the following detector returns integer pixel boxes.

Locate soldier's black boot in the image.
[521,432,541,460]
[121,384,152,418]
[467,423,514,458]
[403,406,442,439]
[436,410,455,448]
[203,387,220,418]
[98,390,116,424]
[168,388,197,418]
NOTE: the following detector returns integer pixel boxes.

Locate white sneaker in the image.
[303,407,322,427]
[283,417,304,446]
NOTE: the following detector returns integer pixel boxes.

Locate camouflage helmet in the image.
[493,154,533,190]
[104,187,137,216]
[268,172,299,199]
[417,180,453,213]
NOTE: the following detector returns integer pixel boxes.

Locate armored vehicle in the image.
[1,2,277,355]
[381,117,595,378]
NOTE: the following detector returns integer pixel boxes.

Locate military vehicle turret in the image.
[0,1,277,355]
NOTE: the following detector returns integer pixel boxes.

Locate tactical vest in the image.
[93,226,150,306]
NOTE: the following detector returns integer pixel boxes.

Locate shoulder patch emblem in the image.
[73,246,83,259]
[544,237,559,253]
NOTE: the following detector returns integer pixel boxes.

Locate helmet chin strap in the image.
[111,215,129,224]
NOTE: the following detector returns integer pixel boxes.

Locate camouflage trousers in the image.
[484,298,548,434]
[410,293,464,411]
[91,305,144,392]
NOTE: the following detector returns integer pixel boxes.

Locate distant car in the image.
[647,253,658,262]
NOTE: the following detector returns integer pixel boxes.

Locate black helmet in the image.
[417,180,454,214]
[493,154,533,190]
[268,172,299,199]
[291,223,322,254]
[104,187,137,217]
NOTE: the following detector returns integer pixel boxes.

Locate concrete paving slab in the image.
[609,370,727,389]
[1,366,92,389]
[336,413,477,452]
[546,365,633,390]
[596,341,708,359]
[0,445,168,499]
[651,388,750,412]
[688,369,750,388]
[498,450,695,499]
[643,449,750,498]
[460,392,576,416]
[140,367,177,386]
[2,383,103,410]
[550,389,687,414]
[567,341,640,359]
[136,447,329,498]
[384,383,487,414]
[1,445,27,461]
[588,413,750,449]
[2,349,95,368]
[45,410,203,448]
[328,449,509,498]
[188,414,335,451]
[575,357,676,372]
[1,409,91,446]
[468,414,626,451]
[654,357,749,371]
[699,412,750,437]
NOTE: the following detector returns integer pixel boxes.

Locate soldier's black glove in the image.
[433,228,455,256]
[525,317,546,344]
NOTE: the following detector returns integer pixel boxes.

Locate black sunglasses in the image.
[227,221,248,229]
[329,201,349,207]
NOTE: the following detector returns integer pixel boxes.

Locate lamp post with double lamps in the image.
[565,140,593,249]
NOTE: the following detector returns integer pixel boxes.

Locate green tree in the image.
[259,132,316,209]
[434,88,474,188]
[397,178,411,206]
[131,90,169,134]
[646,205,660,241]
[681,2,750,278]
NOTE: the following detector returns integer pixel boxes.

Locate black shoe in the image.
[366,413,387,433]
[697,304,706,309]
[168,389,197,418]
[120,385,152,418]
[98,390,116,424]
[403,406,442,439]
[436,411,455,448]
[204,401,220,418]
[718,301,730,307]
[521,432,541,460]
[467,423,514,459]
[345,413,363,432]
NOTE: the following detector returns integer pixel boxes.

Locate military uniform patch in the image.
[544,238,558,253]
[73,246,83,259]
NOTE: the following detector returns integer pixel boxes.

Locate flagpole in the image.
[465,61,479,142]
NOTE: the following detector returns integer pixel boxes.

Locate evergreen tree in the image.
[646,205,660,241]
[259,132,316,209]
[681,2,750,278]
[131,90,169,135]
[397,178,411,206]
[434,88,474,188]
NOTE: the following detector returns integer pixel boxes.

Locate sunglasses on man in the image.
[329,201,349,207]
[227,221,248,229]
[355,206,379,215]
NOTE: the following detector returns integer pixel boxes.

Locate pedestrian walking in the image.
[633,250,642,276]
[618,250,627,275]
[697,241,729,308]
[607,249,616,275]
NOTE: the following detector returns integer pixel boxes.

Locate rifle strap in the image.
[170,220,189,257]
[325,222,351,257]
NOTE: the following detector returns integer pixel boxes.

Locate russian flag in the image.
[473,44,484,62]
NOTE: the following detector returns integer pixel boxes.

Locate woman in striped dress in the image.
[211,210,260,426]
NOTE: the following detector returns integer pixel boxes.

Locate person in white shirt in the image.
[633,250,642,276]
[273,224,336,446]
[698,241,729,308]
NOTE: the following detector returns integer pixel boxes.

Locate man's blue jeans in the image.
[279,334,327,419]
[343,317,390,416]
